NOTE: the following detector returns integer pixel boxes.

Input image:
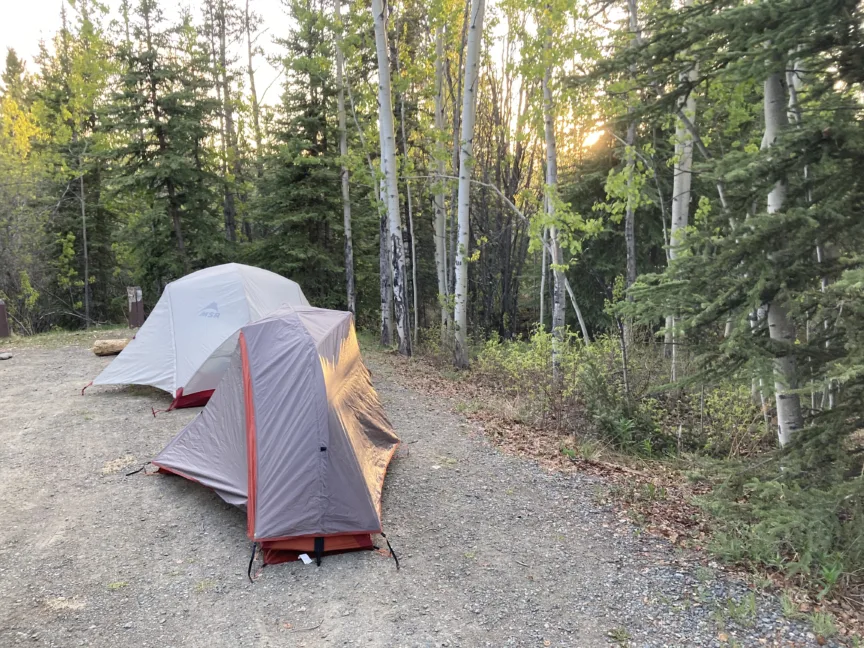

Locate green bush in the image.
[702,471,864,595]
[472,327,674,454]
[418,324,864,592]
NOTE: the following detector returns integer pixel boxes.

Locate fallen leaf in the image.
[718,632,728,643]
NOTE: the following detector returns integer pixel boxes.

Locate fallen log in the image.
[92,339,130,356]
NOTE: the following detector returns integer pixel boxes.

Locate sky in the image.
[1,0,292,103]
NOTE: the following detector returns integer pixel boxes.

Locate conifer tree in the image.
[105,0,221,286]
[249,0,343,306]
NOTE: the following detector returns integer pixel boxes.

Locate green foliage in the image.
[780,592,805,620]
[606,627,631,646]
[702,470,864,592]
[595,148,653,223]
[54,232,84,305]
[581,0,864,598]
[812,611,837,638]
[475,327,673,454]
[104,0,223,287]
[473,325,772,459]
[724,592,757,627]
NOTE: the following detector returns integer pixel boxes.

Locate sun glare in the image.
[583,129,605,148]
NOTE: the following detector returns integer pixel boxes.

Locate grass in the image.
[811,611,838,638]
[454,399,483,415]
[2,324,131,350]
[726,592,757,627]
[560,438,607,462]
[194,579,217,593]
[606,627,631,646]
[695,566,715,583]
[780,592,806,620]
[711,593,757,630]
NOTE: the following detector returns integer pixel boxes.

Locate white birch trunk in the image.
[379,159,393,346]
[79,167,90,328]
[433,27,449,341]
[335,0,355,315]
[763,71,803,446]
[668,65,697,381]
[245,0,262,182]
[394,42,418,346]
[542,56,565,376]
[371,0,411,355]
[623,0,641,346]
[453,0,485,368]
[540,226,548,330]
[448,1,471,299]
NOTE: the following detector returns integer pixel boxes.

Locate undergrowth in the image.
[468,326,768,459]
[409,325,864,621]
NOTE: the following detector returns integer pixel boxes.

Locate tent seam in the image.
[298,316,331,535]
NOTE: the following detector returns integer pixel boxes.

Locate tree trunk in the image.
[453,0,485,368]
[764,70,803,446]
[371,0,410,355]
[245,0,262,181]
[448,0,471,298]
[79,166,90,328]
[218,0,238,243]
[540,226,548,330]
[92,339,130,356]
[335,0,355,315]
[668,65,697,380]
[433,27,449,341]
[623,0,641,345]
[542,56,565,376]
[408,199,418,346]
[395,38,418,346]
[379,176,393,346]
[624,128,637,291]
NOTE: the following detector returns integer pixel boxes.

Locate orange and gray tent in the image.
[152,305,400,565]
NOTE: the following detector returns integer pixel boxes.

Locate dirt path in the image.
[0,342,829,647]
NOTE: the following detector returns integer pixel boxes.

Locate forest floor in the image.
[0,333,842,647]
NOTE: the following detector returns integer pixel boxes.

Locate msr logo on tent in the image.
[199,302,221,319]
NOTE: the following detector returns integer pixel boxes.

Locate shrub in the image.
[472,327,676,454]
[702,468,864,593]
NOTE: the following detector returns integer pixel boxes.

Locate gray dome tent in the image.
[152,305,400,564]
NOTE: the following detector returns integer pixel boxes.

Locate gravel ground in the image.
[0,341,837,647]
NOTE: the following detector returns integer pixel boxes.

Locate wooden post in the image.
[0,299,9,338]
[127,287,144,328]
